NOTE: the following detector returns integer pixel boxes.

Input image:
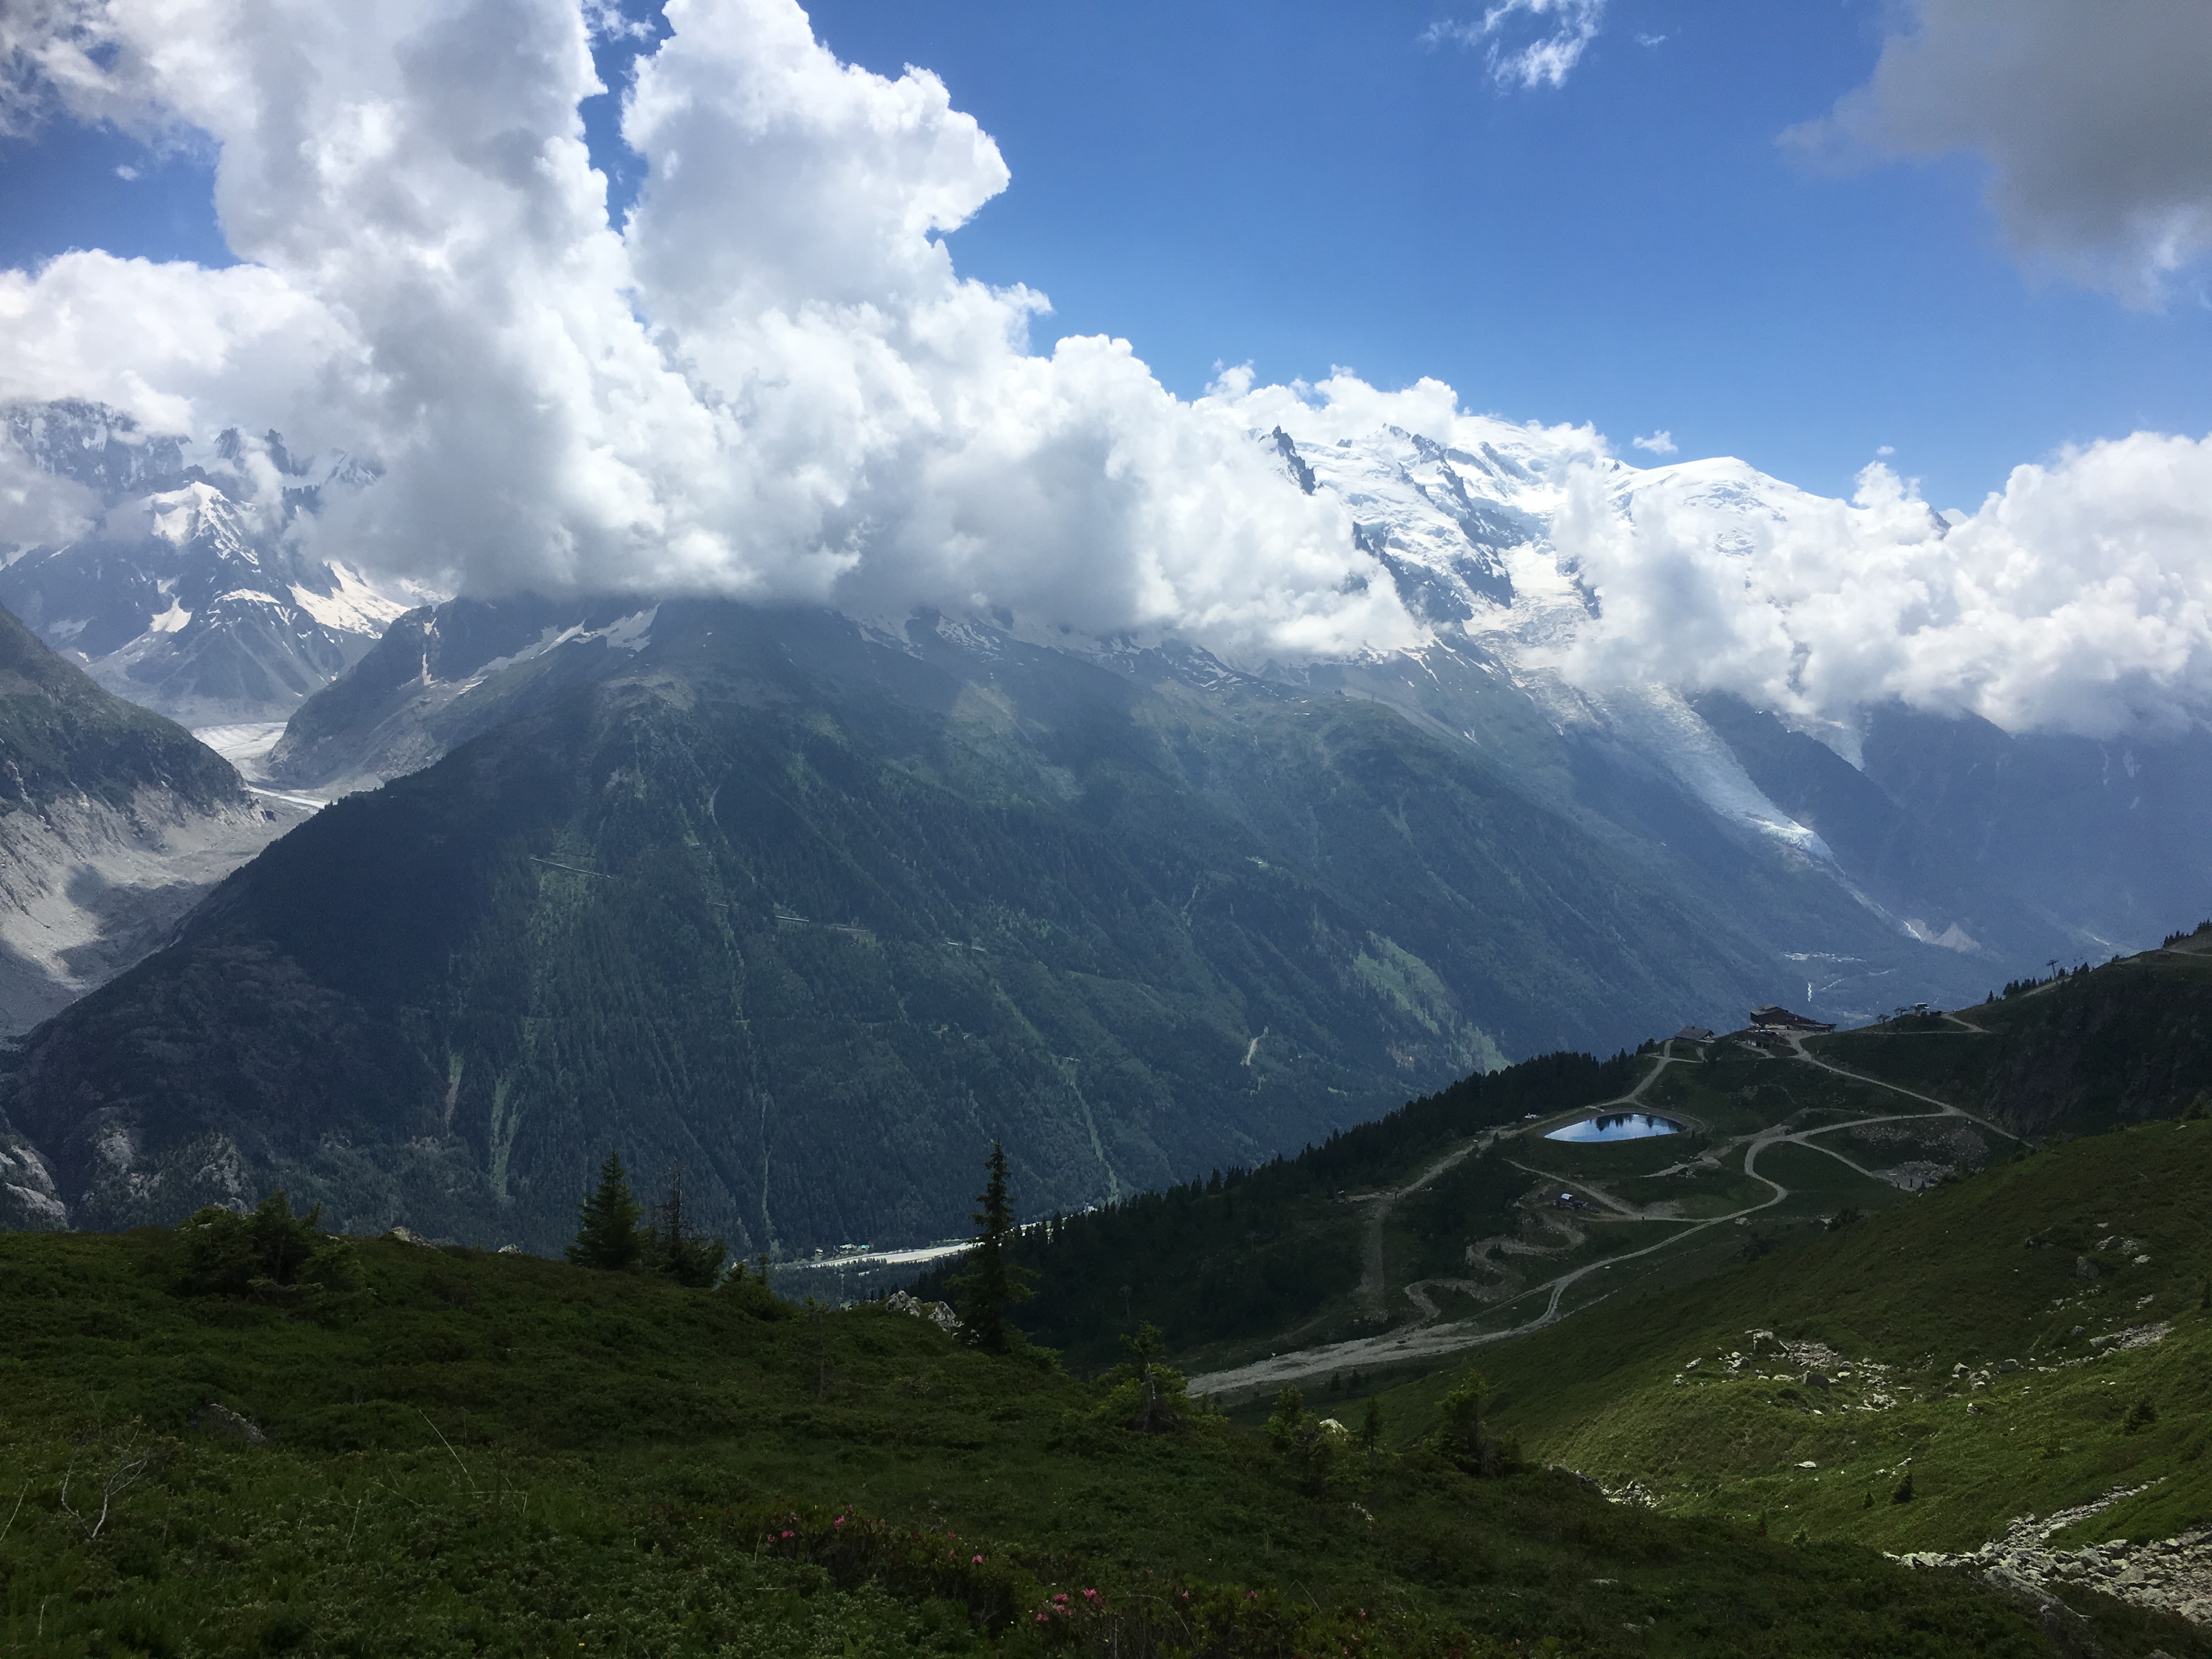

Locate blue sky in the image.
[2,0,2208,509]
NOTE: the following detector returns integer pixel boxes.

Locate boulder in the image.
[195,1403,266,1445]
[885,1289,961,1334]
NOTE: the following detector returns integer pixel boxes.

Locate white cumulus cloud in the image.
[0,435,97,554]
[5,0,2212,742]
[0,252,362,440]
[0,0,1423,662]
[1786,0,2212,306]
[1551,432,2212,739]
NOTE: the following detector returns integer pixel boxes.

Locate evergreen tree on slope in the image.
[645,1166,725,1288]
[952,1141,1035,1353]
[567,1150,644,1271]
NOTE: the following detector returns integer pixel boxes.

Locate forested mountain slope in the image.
[981,938,2212,1380]
[1,601,1929,1254]
[5,586,2203,1262]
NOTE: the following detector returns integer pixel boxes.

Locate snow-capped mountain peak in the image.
[0,400,427,726]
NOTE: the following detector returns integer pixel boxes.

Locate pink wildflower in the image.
[833,1516,845,1528]
[1082,1589,1099,1601]
[973,1554,984,1565]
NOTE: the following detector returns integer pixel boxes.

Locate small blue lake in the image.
[1544,1113,1685,1143]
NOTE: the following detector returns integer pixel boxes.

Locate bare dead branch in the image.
[57,1431,150,1541]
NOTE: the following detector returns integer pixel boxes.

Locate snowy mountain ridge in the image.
[0,400,426,727]
[7,399,2200,1003]
[1250,425,1883,879]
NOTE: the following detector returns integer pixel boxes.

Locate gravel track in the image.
[1188,1035,2007,1400]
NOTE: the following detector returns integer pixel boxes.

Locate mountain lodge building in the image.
[1750,1005,1836,1034]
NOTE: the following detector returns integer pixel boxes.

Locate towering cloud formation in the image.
[0,0,1420,659]
[3,0,2212,741]
[1551,435,2212,740]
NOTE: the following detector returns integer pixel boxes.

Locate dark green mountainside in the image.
[0,601,2010,1256]
[969,938,2212,1383]
[1809,938,2212,1136]
[0,602,242,817]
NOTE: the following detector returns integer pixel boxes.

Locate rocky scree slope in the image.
[0,599,315,1218]
[0,600,308,1045]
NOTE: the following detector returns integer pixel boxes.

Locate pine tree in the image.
[1111,1322,1188,1433]
[1265,1384,1340,1493]
[567,1150,644,1271]
[952,1141,1034,1353]
[1359,1394,1384,1452]
[645,1166,725,1288]
[1435,1367,1505,1475]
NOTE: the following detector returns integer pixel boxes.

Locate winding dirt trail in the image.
[1350,1140,1487,1321]
[1350,1043,1689,1314]
[1188,1032,2011,1400]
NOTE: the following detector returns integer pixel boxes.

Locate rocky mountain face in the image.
[264,593,664,795]
[0,595,312,1221]
[0,401,417,726]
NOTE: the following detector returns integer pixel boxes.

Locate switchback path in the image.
[1782,1031,2024,1142]
[1188,1034,2006,1401]
[1349,1043,1688,1315]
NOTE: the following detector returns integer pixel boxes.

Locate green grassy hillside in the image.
[1,1221,2197,1658]
[985,941,2212,1402]
[969,1031,2001,1387]
[915,1052,1640,1375]
[1378,1116,2212,1564]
